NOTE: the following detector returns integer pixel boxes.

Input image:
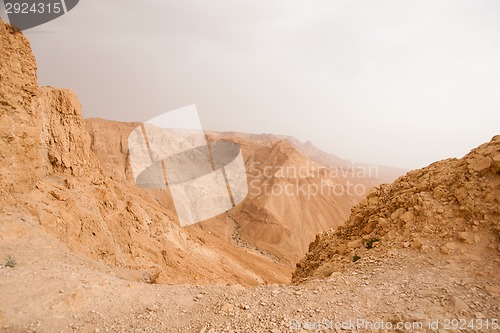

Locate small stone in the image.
[433,187,447,199]
[440,242,457,254]
[475,312,486,319]
[347,239,362,248]
[377,218,389,228]
[368,196,379,206]
[485,285,500,295]
[410,239,423,250]
[493,153,500,172]
[468,156,492,174]
[458,232,475,244]
[221,303,234,312]
[337,244,347,255]
[230,284,245,293]
[401,211,414,223]
[449,295,469,314]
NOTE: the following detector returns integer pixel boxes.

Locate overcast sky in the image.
[4,0,499,169]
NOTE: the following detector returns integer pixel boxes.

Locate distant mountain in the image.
[278,135,407,184]
[0,17,403,286]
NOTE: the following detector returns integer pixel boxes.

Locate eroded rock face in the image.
[293,136,500,283]
[1,17,392,286]
[85,120,381,267]
[0,21,40,195]
[1,18,292,286]
[39,87,100,176]
[0,20,98,195]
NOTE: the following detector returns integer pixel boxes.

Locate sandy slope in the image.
[1,211,498,332]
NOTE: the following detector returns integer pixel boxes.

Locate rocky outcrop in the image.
[293,136,500,282]
[0,18,294,286]
[85,122,378,266]
[0,16,406,285]
[0,21,40,195]
[39,87,100,176]
[1,16,383,286]
[0,19,99,196]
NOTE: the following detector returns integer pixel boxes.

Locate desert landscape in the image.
[1,14,499,333]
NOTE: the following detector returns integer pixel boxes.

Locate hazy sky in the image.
[3,0,499,169]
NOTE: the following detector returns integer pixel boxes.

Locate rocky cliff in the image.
[1,17,402,286]
[1,19,294,285]
[85,120,392,266]
[293,135,500,282]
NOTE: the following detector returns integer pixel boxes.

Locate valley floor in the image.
[1,213,498,333]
